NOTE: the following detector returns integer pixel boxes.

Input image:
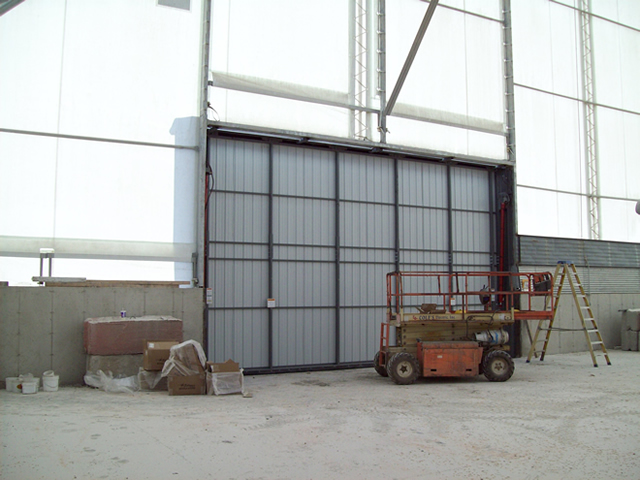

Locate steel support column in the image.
[267,143,275,370]
[199,0,212,353]
[393,158,400,271]
[501,0,520,355]
[446,162,454,273]
[334,151,341,364]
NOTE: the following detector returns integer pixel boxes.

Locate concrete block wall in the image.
[520,266,640,357]
[0,286,204,386]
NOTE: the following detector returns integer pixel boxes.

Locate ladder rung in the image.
[583,318,595,322]
[591,341,603,345]
[586,329,598,333]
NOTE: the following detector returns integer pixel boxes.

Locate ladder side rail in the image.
[527,263,563,362]
[569,264,612,366]
[565,264,599,366]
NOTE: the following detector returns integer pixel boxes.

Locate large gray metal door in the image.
[207,138,495,372]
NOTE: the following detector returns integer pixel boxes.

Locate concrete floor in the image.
[2,350,640,480]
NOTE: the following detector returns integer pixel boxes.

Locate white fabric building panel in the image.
[600,199,640,242]
[0,0,202,146]
[592,18,640,114]
[592,0,640,30]
[210,0,348,91]
[517,187,588,239]
[597,108,640,200]
[209,89,350,138]
[0,133,57,238]
[439,0,502,20]
[515,87,585,193]
[386,3,505,126]
[512,0,581,98]
[0,2,65,133]
[386,116,505,160]
[0,257,189,286]
[0,136,197,262]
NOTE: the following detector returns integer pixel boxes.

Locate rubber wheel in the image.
[373,351,388,377]
[387,352,421,385]
[483,350,515,382]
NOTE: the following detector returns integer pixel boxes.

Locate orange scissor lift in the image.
[376,270,554,385]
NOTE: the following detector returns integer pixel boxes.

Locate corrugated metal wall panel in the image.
[273,262,336,307]
[341,203,395,248]
[338,154,396,364]
[274,197,335,246]
[210,139,269,194]
[518,235,640,269]
[273,308,335,366]
[211,243,267,260]
[453,211,490,254]
[398,160,447,207]
[341,247,395,263]
[341,263,390,307]
[211,260,267,308]
[340,153,394,203]
[401,250,449,268]
[398,160,449,272]
[273,145,335,198]
[451,166,490,211]
[207,138,496,371]
[339,307,383,363]
[520,264,640,295]
[453,253,492,269]
[399,207,448,251]
[210,309,269,368]
[212,192,268,244]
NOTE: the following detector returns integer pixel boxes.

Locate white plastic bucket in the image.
[42,374,59,392]
[21,380,38,395]
[5,377,20,393]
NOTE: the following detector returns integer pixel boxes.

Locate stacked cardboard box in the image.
[138,341,178,390]
[162,341,207,395]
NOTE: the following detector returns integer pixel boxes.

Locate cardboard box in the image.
[168,374,206,396]
[206,371,244,396]
[83,316,183,355]
[206,359,240,373]
[143,341,179,371]
[163,341,206,376]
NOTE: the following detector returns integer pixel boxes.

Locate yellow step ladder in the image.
[526,261,611,367]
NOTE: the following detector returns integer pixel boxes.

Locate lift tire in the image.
[483,350,515,382]
[387,352,421,385]
[373,351,388,377]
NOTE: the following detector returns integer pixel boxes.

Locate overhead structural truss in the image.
[579,0,601,240]
[349,0,369,140]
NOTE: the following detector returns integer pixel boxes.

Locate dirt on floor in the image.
[1,350,640,480]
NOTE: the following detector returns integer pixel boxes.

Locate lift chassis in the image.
[376,270,554,385]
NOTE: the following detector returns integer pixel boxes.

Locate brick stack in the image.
[84,316,183,384]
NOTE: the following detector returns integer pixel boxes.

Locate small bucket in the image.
[42,371,59,392]
[5,377,20,393]
[21,380,38,395]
